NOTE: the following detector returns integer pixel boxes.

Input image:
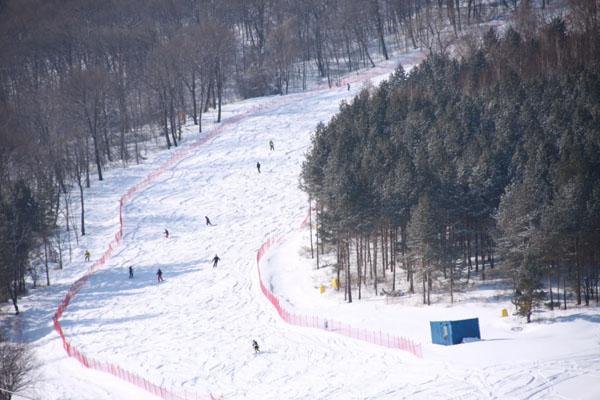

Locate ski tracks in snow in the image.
[61,78,388,399]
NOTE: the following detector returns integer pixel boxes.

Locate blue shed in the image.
[430,318,480,345]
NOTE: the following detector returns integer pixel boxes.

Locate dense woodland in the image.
[0,0,519,315]
[301,1,600,321]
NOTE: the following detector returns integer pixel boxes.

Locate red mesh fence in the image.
[256,230,423,359]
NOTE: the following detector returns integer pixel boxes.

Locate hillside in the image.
[1,43,598,399]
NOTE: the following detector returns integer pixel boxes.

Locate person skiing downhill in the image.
[84,250,91,261]
[269,140,274,151]
[256,162,261,173]
[164,228,169,238]
[129,266,134,279]
[212,254,220,268]
[156,268,164,282]
[205,216,213,226]
[252,339,260,353]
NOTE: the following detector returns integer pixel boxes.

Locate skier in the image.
[347,82,350,91]
[156,268,164,283]
[205,216,213,226]
[252,339,260,353]
[129,266,134,279]
[164,228,169,238]
[84,250,91,262]
[269,140,274,151]
[212,254,220,268]
[256,162,261,173]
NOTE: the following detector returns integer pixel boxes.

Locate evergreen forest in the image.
[301,7,600,321]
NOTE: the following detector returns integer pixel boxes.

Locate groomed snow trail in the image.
[56,52,427,400]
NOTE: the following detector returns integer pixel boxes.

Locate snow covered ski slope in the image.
[5,47,600,400]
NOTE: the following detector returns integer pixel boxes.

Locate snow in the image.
[2,47,600,400]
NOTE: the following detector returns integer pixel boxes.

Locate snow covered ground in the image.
[2,47,600,400]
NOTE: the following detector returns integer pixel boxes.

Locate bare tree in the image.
[145,42,183,149]
[66,68,110,182]
[267,18,301,95]
[0,334,34,400]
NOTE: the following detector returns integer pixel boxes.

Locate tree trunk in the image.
[475,231,479,273]
[467,0,473,24]
[392,227,397,291]
[198,81,205,133]
[356,236,362,300]
[102,103,112,162]
[203,79,213,113]
[358,31,376,67]
[84,135,90,188]
[191,71,198,125]
[169,96,178,146]
[596,271,600,305]
[407,2,418,48]
[58,229,64,269]
[363,235,369,282]
[44,235,50,286]
[86,109,103,182]
[548,273,554,311]
[427,270,432,305]
[343,32,353,71]
[346,237,352,303]
[381,226,387,277]
[367,234,372,280]
[450,260,454,303]
[481,234,486,281]
[373,233,378,294]
[314,19,326,77]
[575,236,582,305]
[563,275,567,310]
[490,238,495,268]
[118,84,129,162]
[315,207,320,269]
[9,281,19,314]
[319,204,325,255]
[336,240,341,292]
[309,197,314,259]
[402,224,413,293]
[422,259,427,305]
[467,233,473,271]
[455,0,462,32]
[216,60,223,123]
[373,0,389,60]
[78,174,85,236]
[161,92,172,149]
[449,226,455,303]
